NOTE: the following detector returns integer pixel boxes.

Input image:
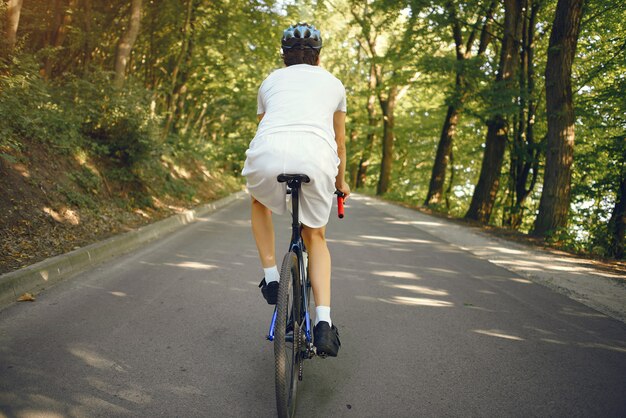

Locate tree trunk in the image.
[4,0,23,54]
[425,103,460,205]
[425,0,496,207]
[114,0,142,88]
[163,0,196,137]
[506,0,540,229]
[465,0,524,223]
[376,86,397,195]
[608,175,626,258]
[533,0,584,236]
[356,64,378,189]
[81,0,93,71]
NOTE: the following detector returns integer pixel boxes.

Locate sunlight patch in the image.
[68,345,126,372]
[384,296,453,307]
[43,207,80,225]
[390,284,448,296]
[164,261,217,270]
[473,329,524,341]
[360,235,433,244]
[109,291,127,297]
[15,409,65,418]
[486,246,526,255]
[373,270,420,279]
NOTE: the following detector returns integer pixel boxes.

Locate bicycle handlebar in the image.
[335,191,345,219]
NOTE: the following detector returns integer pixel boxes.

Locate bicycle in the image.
[265,173,345,418]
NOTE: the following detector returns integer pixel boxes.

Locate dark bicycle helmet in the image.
[281,22,322,50]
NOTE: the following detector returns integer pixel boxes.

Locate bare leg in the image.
[301,225,331,307]
[251,197,275,268]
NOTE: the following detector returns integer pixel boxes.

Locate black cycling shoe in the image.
[258,278,279,305]
[313,321,340,357]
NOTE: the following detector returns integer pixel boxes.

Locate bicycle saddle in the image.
[277,174,310,183]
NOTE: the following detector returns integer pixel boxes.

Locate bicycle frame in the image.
[266,178,313,346]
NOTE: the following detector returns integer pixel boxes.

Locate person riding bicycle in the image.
[242,22,349,357]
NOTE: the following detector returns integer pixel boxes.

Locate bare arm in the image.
[257,113,265,122]
[333,111,351,199]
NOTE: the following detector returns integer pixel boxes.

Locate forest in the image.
[1,0,625,261]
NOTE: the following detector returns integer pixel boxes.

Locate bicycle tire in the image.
[275,251,301,418]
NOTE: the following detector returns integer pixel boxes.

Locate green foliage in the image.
[67,168,103,195]
[0,58,82,150]
[82,89,159,166]
[2,0,624,258]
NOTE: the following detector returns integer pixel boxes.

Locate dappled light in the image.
[382,296,454,307]
[85,376,152,405]
[389,220,444,227]
[134,208,152,219]
[359,235,434,244]
[372,270,420,280]
[68,346,127,372]
[163,261,217,270]
[540,338,567,345]
[426,267,458,275]
[42,207,80,225]
[473,329,525,341]
[11,163,31,178]
[486,246,525,255]
[388,283,449,296]
[109,291,127,297]
[559,307,607,319]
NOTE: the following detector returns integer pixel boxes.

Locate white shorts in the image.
[242,132,340,228]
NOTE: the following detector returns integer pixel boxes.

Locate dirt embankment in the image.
[0,139,241,274]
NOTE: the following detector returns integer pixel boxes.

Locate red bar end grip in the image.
[337,195,344,219]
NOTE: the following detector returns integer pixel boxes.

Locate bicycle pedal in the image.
[313,347,328,359]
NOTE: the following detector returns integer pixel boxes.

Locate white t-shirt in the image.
[255,64,347,152]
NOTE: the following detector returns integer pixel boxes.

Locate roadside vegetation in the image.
[1,0,624,273]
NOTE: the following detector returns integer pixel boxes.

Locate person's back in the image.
[255,64,346,152]
[242,22,349,357]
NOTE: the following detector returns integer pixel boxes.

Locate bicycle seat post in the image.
[287,178,304,245]
[277,174,310,246]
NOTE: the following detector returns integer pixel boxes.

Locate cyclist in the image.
[242,22,349,357]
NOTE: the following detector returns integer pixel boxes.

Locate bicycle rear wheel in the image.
[274,251,301,418]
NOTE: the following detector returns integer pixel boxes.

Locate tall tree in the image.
[504,0,540,228]
[465,0,524,223]
[355,62,379,189]
[533,0,585,236]
[114,0,142,88]
[608,171,626,258]
[162,0,198,137]
[41,0,78,79]
[350,0,419,195]
[424,0,495,207]
[4,0,23,54]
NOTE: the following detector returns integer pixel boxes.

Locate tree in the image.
[504,0,541,229]
[533,0,584,236]
[350,0,420,195]
[4,0,23,54]
[114,0,142,88]
[424,0,496,207]
[465,0,524,223]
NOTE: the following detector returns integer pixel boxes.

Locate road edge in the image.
[361,194,626,324]
[0,191,247,309]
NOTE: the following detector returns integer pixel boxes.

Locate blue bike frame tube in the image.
[300,249,312,342]
[267,307,278,341]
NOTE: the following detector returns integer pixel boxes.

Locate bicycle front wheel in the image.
[274,251,301,418]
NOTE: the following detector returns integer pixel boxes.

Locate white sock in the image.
[263,266,279,283]
[315,306,331,327]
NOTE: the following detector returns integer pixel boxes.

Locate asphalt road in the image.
[1,195,625,417]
